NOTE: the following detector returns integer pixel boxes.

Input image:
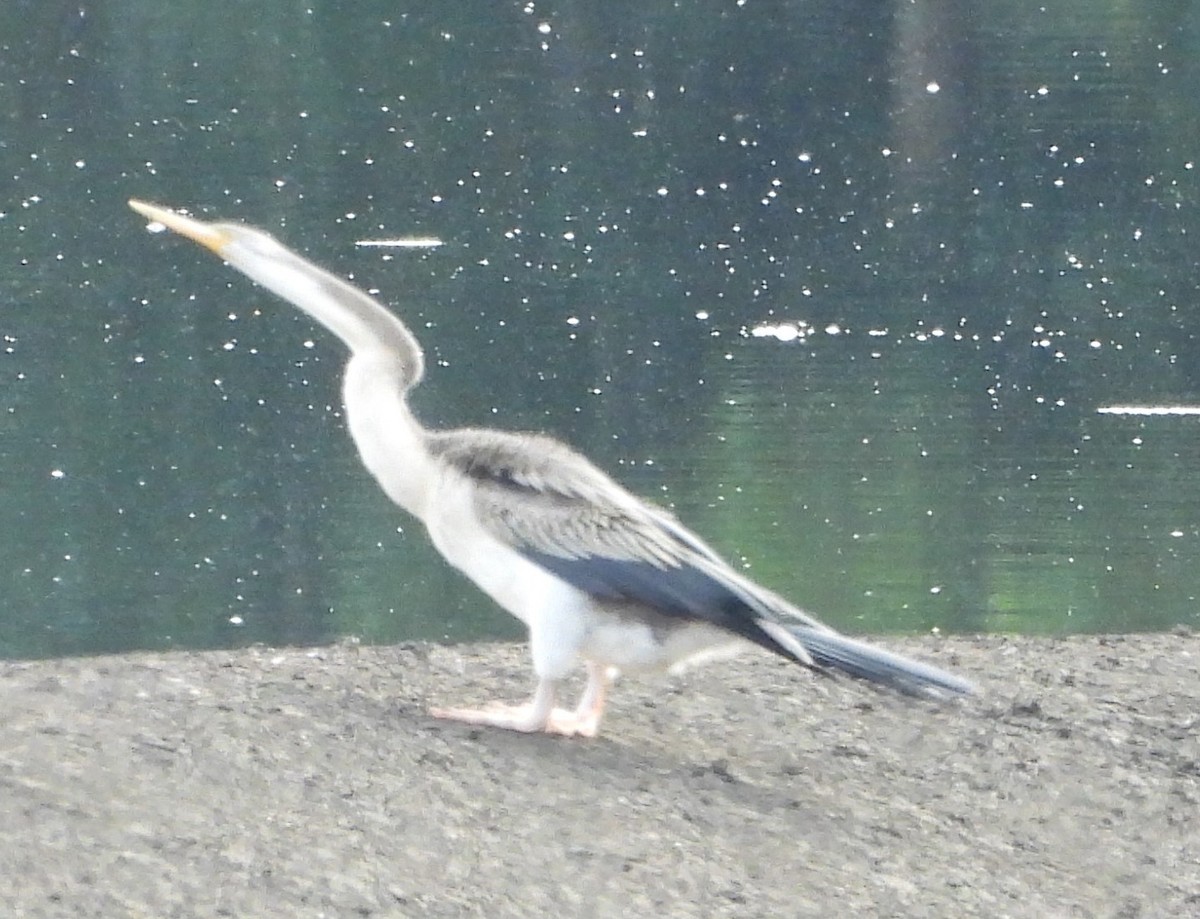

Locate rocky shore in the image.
[2,632,1197,917]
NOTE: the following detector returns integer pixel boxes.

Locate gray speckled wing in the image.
[426,427,808,658]
[429,428,975,698]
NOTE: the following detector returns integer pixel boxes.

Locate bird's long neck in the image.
[341,350,436,521]
[240,249,426,390]
[235,246,437,518]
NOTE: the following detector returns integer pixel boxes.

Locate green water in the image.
[0,1,1197,657]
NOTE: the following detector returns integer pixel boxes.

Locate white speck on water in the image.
[750,321,808,342]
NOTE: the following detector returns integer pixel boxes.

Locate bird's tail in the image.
[789,625,975,698]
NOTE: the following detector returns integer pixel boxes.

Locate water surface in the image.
[1,2,1197,656]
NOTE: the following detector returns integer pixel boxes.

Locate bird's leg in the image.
[567,660,610,737]
[431,665,609,738]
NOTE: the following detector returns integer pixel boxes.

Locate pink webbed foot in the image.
[430,702,600,737]
[431,664,610,738]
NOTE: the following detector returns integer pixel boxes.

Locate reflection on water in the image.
[1097,405,1200,416]
[0,1,1197,658]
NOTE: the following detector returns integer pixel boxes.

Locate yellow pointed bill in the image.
[128,199,232,255]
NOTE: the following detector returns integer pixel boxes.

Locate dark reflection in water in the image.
[0,2,1197,657]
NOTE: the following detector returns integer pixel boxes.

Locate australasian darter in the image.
[129,199,973,738]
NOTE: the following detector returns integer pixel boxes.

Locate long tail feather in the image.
[790,626,975,698]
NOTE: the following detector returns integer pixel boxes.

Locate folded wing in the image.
[429,428,973,697]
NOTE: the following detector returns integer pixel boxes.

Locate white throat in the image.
[341,352,434,520]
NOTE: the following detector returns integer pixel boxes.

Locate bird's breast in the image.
[422,469,582,627]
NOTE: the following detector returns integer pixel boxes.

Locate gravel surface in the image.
[2,632,1197,918]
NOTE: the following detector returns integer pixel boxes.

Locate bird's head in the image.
[130,197,302,271]
[129,199,324,304]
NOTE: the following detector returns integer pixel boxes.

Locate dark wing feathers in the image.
[523,551,787,655]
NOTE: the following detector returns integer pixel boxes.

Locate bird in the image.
[129,199,974,738]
